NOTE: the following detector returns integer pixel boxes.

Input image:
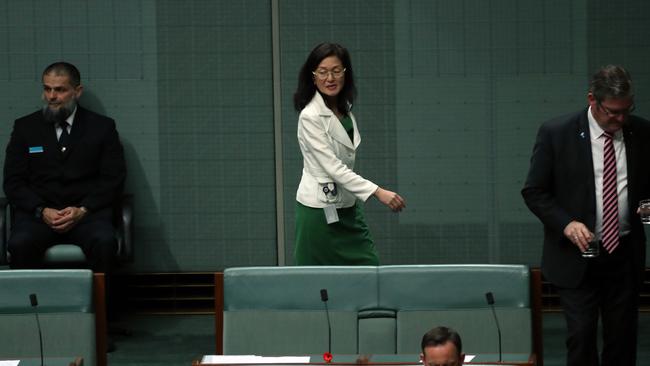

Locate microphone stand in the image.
[30,294,45,366]
[485,292,502,362]
[320,289,332,357]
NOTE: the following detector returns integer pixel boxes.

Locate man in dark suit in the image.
[522,65,650,366]
[3,62,126,273]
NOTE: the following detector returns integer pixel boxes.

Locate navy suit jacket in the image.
[3,106,126,215]
[522,108,650,288]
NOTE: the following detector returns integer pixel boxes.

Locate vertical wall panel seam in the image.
[271,0,285,266]
[5,0,9,80]
[486,0,500,263]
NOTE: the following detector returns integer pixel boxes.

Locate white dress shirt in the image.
[588,106,630,239]
[55,106,77,140]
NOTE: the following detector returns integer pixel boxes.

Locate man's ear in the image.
[75,84,84,99]
[587,92,596,105]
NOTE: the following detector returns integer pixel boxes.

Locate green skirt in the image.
[294,201,379,265]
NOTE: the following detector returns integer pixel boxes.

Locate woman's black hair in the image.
[293,42,357,115]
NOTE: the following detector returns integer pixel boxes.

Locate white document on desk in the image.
[201,355,311,364]
[202,355,472,365]
[0,361,20,366]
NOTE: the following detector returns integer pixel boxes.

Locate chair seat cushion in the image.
[44,244,87,263]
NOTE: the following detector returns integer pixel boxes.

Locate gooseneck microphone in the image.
[30,293,45,366]
[485,292,502,362]
[320,289,332,355]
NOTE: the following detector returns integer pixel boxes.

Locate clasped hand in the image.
[42,207,87,233]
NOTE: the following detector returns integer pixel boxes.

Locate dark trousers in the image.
[8,207,117,273]
[556,236,639,366]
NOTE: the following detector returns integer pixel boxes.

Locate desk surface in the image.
[196,354,534,366]
[0,357,83,366]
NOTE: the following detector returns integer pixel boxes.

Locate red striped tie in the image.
[602,132,619,253]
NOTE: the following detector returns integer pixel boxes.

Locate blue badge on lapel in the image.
[29,146,44,154]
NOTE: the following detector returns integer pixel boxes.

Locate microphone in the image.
[30,293,45,366]
[485,292,502,362]
[320,289,332,356]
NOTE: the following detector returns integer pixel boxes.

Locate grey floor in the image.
[107,312,650,366]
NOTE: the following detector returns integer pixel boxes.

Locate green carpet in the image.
[107,315,214,366]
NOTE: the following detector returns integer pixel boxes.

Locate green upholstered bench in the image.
[223,266,378,355]
[377,265,532,355]
[0,269,97,366]
[220,265,537,360]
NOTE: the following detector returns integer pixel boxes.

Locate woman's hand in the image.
[374,187,406,212]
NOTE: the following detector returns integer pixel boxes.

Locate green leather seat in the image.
[0,269,97,365]
[221,265,535,358]
[377,265,532,355]
[223,266,378,355]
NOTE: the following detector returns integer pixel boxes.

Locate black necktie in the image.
[58,121,71,153]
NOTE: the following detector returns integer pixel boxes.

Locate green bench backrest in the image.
[0,269,96,366]
[222,265,532,356]
[223,266,377,355]
[377,265,531,354]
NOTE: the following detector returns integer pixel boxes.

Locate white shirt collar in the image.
[587,105,622,140]
[65,106,78,127]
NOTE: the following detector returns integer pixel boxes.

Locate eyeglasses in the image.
[598,102,635,117]
[312,68,346,81]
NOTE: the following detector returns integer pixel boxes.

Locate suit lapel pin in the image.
[579,131,586,139]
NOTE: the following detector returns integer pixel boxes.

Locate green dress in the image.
[294,115,379,265]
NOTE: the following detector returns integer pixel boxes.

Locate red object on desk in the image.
[323,352,333,363]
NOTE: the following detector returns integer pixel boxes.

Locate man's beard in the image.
[42,98,77,124]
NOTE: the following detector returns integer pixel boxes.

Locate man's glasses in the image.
[598,102,635,117]
[312,68,346,81]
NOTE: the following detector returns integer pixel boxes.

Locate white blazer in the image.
[296,92,378,208]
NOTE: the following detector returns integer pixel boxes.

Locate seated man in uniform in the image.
[3,61,126,273]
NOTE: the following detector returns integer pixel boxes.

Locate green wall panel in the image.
[1,0,649,271]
